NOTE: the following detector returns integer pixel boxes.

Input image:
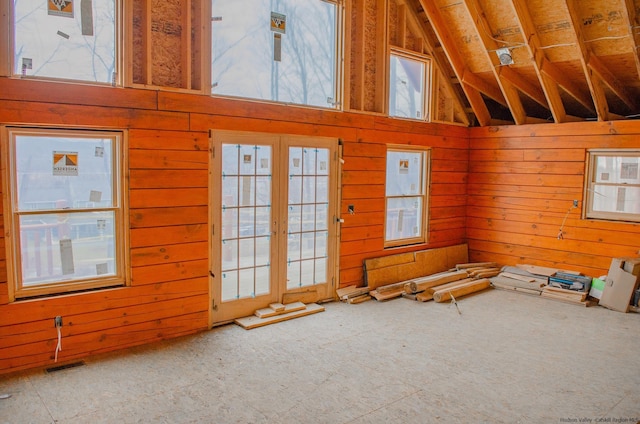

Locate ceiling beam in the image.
[538,57,595,113]
[588,54,640,111]
[418,0,491,125]
[400,0,470,125]
[460,0,528,124]
[621,0,640,82]
[564,0,610,121]
[500,66,548,108]
[509,0,568,123]
[461,69,506,106]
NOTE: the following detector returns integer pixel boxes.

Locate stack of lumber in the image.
[433,278,491,303]
[490,266,548,296]
[370,262,498,302]
[455,262,501,279]
[336,285,372,304]
[235,302,324,329]
[541,286,595,307]
[491,264,596,307]
[363,244,469,290]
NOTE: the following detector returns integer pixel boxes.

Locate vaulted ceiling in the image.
[365,0,640,126]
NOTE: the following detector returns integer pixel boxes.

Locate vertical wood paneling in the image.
[468,123,640,277]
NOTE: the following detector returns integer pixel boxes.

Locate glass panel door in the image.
[221,143,273,301]
[286,146,331,290]
[211,132,337,325]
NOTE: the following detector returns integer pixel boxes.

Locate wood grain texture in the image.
[468,120,640,278]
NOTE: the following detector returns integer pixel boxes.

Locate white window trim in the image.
[384,145,431,248]
[388,48,432,122]
[584,149,640,223]
[1,127,130,301]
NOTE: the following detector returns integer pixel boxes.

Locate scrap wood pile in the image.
[337,262,500,304]
[489,263,597,307]
[339,251,640,314]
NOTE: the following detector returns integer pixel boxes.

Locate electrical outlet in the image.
[573,200,579,208]
[54,316,63,328]
[348,204,355,214]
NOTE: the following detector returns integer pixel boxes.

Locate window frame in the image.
[384,145,431,248]
[209,0,343,110]
[584,149,640,223]
[1,126,129,301]
[388,48,432,122]
[2,0,123,86]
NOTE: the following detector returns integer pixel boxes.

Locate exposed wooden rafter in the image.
[400,0,470,125]
[564,0,610,121]
[500,66,548,108]
[461,70,505,106]
[460,0,528,124]
[538,57,595,114]
[589,54,639,111]
[621,0,640,82]
[509,0,568,123]
[418,0,491,126]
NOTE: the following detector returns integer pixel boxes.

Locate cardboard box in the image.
[599,258,640,313]
[621,257,640,276]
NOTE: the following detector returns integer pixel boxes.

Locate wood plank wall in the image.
[468,121,640,278]
[0,77,468,374]
[340,123,468,287]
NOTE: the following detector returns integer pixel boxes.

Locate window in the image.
[384,147,430,247]
[2,128,128,300]
[389,50,431,120]
[585,150,640,222]
[211,0,340,108]
[10,0,119,84]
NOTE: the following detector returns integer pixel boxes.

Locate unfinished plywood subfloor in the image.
[1,290,638,422]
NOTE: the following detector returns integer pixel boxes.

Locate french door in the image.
[210,131,339,325]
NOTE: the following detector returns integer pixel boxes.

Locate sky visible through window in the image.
[211,0,338,108]
[13,0,116,83]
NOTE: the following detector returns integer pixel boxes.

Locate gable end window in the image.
[389,50,431,121]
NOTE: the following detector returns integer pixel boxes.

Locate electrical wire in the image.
[539,43,576,50]
[55,326,62,363]
[584,35,631,43]
[557,203,577,240]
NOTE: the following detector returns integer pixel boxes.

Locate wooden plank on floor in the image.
[270,303,285,312]
[336,285,357,298]
[337,286,371,300]
[370,288,404,301]
[433,279,492,303]
[364,244,468,289]
[540,292,595,307]
[282,289,317,304]
[236,303,324,329]
[491,283,542,296]
[254,302,306,318]
[348,294,372,304]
